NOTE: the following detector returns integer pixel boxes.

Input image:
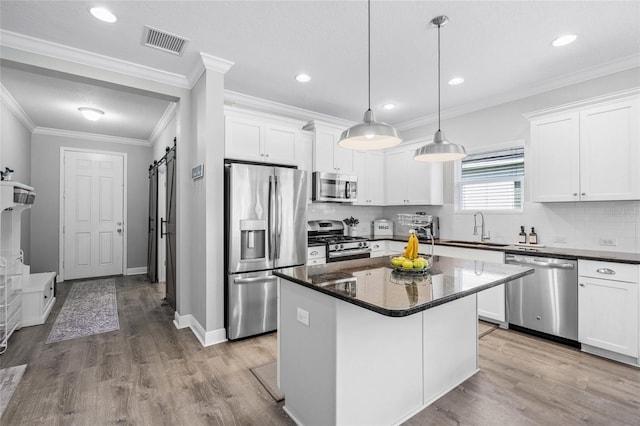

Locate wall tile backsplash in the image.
[308,201,640,254]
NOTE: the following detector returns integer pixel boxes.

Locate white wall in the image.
[30,133,152,274]
[1,102,32,263]
[386,67,640,253]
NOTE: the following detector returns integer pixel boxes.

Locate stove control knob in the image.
[359,242,364,247]
[333,244,340,251]
[339,244,344,249]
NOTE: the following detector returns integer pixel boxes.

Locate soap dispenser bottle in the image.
[529,227,538,245]
[518,226,527,244]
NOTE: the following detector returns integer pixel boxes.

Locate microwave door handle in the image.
[345,181,350,199]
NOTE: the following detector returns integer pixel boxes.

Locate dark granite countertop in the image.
[275,256,534,317]
[365,235,640,265]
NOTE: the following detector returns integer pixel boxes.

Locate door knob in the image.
[117,229,122,233]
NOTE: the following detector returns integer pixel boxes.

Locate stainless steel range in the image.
[308,220,371,263]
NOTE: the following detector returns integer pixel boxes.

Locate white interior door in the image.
[63,150,124,280]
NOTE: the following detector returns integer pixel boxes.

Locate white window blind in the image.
[456,146,524,211]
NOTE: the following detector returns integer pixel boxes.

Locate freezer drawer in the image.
[227,270,278,340]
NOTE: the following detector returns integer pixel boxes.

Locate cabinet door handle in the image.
[596,268,615,275]
[581,192,586,196]
[573,193,578,196]
[310,250,318,255]
[44,295,48,299]
[579,283,585,287]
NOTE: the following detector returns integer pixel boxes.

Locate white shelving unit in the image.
[0,250,23,354]
[1,181,36,354]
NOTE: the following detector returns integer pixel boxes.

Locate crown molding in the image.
[148,102,178,144]
[0,83,36,131]
[224,90,354,129]
[397,54,640,132]
[523,87,640,119]
[187,52,235,87]
[0,29,191,89]
[33,127,150,147]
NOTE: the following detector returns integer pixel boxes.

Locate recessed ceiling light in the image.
[448,77,464,86]
[78,107,105,121]
[295,73,311,83]
[551,34,577,47]
[382,103,396,110]
[90,7,117,23]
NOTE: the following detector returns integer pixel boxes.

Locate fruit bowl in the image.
[389,254,433,273]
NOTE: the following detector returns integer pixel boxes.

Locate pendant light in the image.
[338,0,401,150]
[414,16,467,162]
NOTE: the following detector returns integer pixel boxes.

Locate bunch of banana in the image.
[403,230,420,260]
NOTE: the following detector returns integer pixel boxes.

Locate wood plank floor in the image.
[1,275,639,425]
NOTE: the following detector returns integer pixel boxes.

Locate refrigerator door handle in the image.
[275,175,281,260]
[268,176,273,260]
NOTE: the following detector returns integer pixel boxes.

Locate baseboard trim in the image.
[125,267,147,275]
[173,312,227,347]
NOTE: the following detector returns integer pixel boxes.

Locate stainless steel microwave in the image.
[312,172,357,203]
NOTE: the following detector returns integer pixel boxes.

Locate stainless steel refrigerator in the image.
[224,162,307,340]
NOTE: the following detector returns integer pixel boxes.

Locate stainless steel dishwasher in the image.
[506,253,578,343]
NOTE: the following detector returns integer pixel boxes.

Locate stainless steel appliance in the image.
[506,253,578,344]
[414,215,439,240]
[312,172,357,203]
[225,162,307,340]
[308,220,370,262]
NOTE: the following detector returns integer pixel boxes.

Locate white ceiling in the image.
[1,1,639,139]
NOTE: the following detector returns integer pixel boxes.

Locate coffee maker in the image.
[415,216,439,240]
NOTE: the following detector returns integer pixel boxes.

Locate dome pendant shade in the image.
[414,130,467,162]
[338,109,402,150]
[413,15,467,162]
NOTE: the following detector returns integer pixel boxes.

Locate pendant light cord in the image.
[437,21,441,131]
[367,0,371,111]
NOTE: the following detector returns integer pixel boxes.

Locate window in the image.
[455,146,524,212]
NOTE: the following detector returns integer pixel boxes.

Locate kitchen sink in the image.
[439,240,510,248]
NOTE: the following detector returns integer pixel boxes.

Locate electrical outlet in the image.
[553,235,568,243]
[599,238,617,246]
[296,307,310,326]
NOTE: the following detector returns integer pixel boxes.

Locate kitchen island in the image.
[274,256,534,426]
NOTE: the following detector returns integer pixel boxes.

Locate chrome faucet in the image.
[473,211,490,242]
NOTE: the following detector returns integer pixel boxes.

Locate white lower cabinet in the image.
[22,272,56,327]
[306,246,326,266]
[369,240,388,258]
[432,244,506,324]
[578,260,639,363]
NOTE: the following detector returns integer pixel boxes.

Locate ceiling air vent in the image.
[143,25,189,56]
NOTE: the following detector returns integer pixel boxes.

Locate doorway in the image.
[60,148,126,281]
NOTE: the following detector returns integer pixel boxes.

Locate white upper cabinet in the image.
[384,143,443,205]
[579,99,640,201]
[307,121,354,174]
[528,93,640,202]
[224,108,304,166]
[295,132,314,203]
[353,151,384,205]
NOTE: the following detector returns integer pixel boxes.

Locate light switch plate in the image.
[296,307,310,326]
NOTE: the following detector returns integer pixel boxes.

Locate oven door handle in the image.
[329,249,371,258]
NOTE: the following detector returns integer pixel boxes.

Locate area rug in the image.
[0,364,26,417]
[250,362,284,402]
[45,278,119,344]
